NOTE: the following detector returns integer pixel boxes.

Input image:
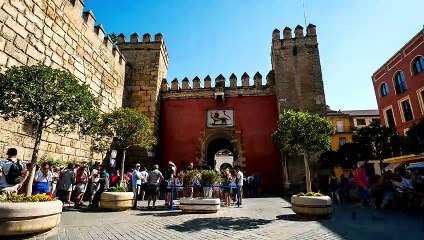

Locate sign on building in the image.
[207,110,234,127]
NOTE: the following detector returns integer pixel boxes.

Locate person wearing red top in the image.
[110,170,120,187]
[354,162,369,205]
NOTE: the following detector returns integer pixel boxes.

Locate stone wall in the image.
[116,32,168,168]
[0,0,126,161]
[271,24,326,115]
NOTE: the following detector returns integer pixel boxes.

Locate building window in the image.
[412,56,424,75]
[420,90,424,113]
[394,71,407,94]
[339,137,346,146]
[372,118,380,124]
[380,83,389,97]
[336,121,344,132]
[400,99,413,122]
[385,108,395,129]
[356,119,366,126]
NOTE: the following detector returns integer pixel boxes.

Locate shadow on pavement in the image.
[276,214,317,222]
[167,217,273,232]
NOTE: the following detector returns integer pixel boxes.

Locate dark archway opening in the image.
[206,138,234,171]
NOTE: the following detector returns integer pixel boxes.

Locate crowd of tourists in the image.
[0,148,249,209]
[318,162,424,210]
[129,161,246,208]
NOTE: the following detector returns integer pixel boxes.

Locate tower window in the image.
[394,71,407,94]
[380,83,389,97]
[293,47,297,56]
[412,56,424,75]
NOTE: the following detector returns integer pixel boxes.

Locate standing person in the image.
[147,164,163,208]
[0,148,27,195]
[355,162,369,206]
[140,167,149,201]
[223,169,232,207]
[33,162,53,195]
[91,165,109,209]
[75,165,89,208]
[235,166,244,205]
[110,169,120,187]
[132,164,142,198]
[57,163,74,203]
[51,167,60,195]
[329,171,340,204]
[89,167,100,207]
[338,174,349,203]
[164,162,176,207]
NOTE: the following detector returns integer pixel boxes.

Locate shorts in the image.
[140,183,148,192]
[148,184,159,196]
[223,186,231,193]
[33,182,49,195]
[76,183,87,193]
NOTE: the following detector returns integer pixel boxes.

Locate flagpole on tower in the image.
[303,3,308,28]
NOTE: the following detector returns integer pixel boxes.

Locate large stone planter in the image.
[179,198,220,213]
[100,192,133,211]
[291,195,332,218]
[0,200,63,236]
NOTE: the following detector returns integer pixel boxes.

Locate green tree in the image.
[407,119,424,154]
[352,122,392,162]
[92,108,156,184]
[108,32,118,45]
[0,65,99,195]
[272,110,335,192]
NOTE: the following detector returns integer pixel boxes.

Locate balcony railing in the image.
[335,126,354,133]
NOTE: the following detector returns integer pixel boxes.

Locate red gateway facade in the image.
[372,28,424,134]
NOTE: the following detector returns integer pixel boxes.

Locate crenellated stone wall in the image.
[116,32,169,168]
[161,71,275,99]
[271,24,326,115]
[0,0,126,161]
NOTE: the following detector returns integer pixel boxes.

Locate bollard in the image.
[237,185,241,208]
[170,183,174,210]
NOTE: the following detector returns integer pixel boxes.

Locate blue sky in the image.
[87,0,423,110]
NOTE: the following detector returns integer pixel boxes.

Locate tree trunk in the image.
[25,120,44,196]
[303,152,312,193]
[119,148,126,186]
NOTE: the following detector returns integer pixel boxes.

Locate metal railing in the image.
[132,183,242,210]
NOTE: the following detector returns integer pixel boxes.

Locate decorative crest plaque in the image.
[207,110,234,127]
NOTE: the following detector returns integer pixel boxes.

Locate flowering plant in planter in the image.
[108,186,128,192]
[0,193,55,203]
[296,192,324,197]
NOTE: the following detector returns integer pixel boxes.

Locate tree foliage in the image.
[108,32,118,45]
[92,108,156,151]
[0,64,99,195]
[272,110,335,192]
[272,110,335,156]
[91,108,156,184]
[407,119,424,154]
[352,122,392,161]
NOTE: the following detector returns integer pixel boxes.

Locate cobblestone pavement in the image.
[16,198,424,240]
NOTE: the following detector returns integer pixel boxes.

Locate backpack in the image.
[5,159,24,184]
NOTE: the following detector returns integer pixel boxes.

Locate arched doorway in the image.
[215,149,233,171]
[206,137,234,171]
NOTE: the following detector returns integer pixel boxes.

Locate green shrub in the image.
[109,186,128,192]
[201,170,222,185]
[0,193,54,203]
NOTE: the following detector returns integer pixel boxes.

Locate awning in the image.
[383,154,424,164]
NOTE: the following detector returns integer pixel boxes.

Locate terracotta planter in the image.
[179,198,220,213]
[290,195,332,218]
[100,192,133,211]
[0,200,62,236]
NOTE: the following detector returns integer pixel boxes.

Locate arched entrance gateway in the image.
[206,137,234,171]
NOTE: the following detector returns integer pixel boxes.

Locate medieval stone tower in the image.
[271,24,326,115]
[116,33,169,167]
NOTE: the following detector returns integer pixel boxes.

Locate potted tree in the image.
[0,65,99,236]
[91,108,156,211]
[179,170,222,213]
[272,110,335,218]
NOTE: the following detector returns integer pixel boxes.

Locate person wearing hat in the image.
[163,161,176,207]
[132,164,142,198]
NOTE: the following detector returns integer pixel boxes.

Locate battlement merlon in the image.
[116,32,169,69]
[60,1,126,67]
[160,71,275,93]
[272,24,318,49]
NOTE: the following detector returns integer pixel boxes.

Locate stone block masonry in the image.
[0,0,126,161]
